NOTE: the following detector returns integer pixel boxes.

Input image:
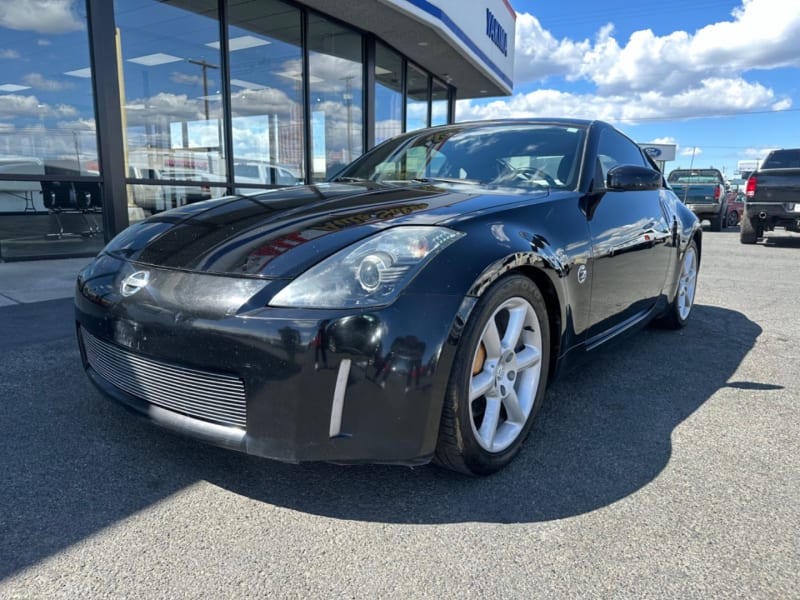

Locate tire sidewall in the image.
[445,275,550,474]
[673,239,699,327]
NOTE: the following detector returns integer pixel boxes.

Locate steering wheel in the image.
[517,167,557,186]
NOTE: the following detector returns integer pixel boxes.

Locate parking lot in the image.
[1,229,798,598]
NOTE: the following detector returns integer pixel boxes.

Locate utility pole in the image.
[187,58,219,123]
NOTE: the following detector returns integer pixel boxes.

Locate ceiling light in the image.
[231,79,268,90]
[0,84,31,92]
[128,53,183,66]
[64,67,92,78]
[206,36,271,51]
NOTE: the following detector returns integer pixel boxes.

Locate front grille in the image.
[81,329,247,428]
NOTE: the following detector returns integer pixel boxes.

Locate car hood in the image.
[108,182,545,278]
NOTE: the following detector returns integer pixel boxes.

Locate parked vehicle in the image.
[233,161,303,193]
[667,168,728,231]
[724,178,746,227]
[76,119,701,476]
[740,148,800,244]
[129,166,223,213]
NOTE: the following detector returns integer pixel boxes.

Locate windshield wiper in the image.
[411,177,481,185]
[331,176,370,183]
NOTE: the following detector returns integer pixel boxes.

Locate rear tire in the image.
[658,239,699,330]
[434,275,550,476]
[740,214,759,244]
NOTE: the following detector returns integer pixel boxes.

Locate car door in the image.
[585,127,673,346]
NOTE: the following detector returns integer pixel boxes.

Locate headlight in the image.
[269,226,464,308]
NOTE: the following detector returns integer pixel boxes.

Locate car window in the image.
[762,149,800,169]
[667,170,721,184]
[234,164,260,179]
[597,128,648,182]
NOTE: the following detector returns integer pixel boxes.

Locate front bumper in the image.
[75,256,469,466]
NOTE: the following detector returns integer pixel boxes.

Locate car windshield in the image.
[333,123,587,190]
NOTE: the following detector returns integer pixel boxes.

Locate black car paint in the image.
[76,119,701,466]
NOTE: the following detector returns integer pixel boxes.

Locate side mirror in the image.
[607,165,662,191]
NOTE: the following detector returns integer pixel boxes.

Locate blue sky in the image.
[457,0,800,178]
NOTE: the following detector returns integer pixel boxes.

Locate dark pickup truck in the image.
[740,148,800,244]
[667,168,729,231]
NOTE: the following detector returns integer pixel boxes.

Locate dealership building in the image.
[0,0,516,261]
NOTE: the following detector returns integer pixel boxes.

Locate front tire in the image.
[434,275,550,476]
[726,210,739,228]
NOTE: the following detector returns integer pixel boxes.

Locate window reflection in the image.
[116,0,226,218]
[229,0,305,189]
[406,63,428,132]
[375,44,402,144]
[308,15,363,182]
[431,78,449,126]
[0,0,101,259]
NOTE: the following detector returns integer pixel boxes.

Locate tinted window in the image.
[762,149,800,169]
[597,128,647,181]
[667,170,721,184]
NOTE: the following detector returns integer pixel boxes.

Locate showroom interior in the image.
[0,0,515,261]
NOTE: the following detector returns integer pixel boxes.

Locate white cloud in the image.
[56,117,95,131]
[170,72,207,87]
[457,76,784,124]
[680,147,702,157]
[513,13,591,83]
[514,0,800,94]
[476,0,797,124]
[0,93,77,120]
[0,0,84,35]
[0,49,21,59]
[23,72,72,91]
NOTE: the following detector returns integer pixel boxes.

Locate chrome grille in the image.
[81,329,246,428]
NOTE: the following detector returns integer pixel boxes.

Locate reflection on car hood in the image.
[110,182,545,278]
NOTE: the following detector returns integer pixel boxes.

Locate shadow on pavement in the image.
[762,235,800,248]
[1,302,761,580]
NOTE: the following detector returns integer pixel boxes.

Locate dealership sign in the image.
[485,9,508,56]
[638,143,676,162]
[387,0,516,93]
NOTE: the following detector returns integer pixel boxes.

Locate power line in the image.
[620,106,800,124]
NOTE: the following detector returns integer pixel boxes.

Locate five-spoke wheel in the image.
[435,275,550,475]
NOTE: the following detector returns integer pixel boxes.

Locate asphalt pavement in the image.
[0,230,798,598]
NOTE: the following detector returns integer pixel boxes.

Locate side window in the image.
[597,129,648,182]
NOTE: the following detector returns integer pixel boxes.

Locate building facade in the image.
[0,0,515,260]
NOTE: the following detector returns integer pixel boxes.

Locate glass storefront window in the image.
[374,44,402,145]
[0,1,102,260]
[431,78,449,127]
[115,0,226,217]
[228,0,304,190]
[308,15,363,182]
[405,63,429,132]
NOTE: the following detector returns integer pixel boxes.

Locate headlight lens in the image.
[270,226,464,308]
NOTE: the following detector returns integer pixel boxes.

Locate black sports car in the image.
[75,119,701,475]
